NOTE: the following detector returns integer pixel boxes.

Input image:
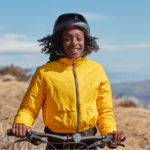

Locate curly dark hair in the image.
[38,28,100,61]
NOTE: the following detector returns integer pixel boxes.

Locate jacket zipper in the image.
[72,60,80,132]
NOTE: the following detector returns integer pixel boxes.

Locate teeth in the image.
[71,49,79,51]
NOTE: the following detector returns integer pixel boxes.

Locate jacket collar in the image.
[58,57,87,66]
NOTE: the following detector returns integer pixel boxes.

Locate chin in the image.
[68,54,78,58]
[72,55,80,58]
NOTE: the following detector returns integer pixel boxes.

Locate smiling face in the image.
[62,28,85,58]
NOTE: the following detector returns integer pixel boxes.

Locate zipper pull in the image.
[72,59,76,67]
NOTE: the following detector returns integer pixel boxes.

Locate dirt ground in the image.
[0,80,150,150]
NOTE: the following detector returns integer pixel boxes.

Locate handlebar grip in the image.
[107,135,126,142]
[7,129,32,137]
[7,129,13,136]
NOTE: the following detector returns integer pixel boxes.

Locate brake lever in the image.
[29,134,43,145]
[14,134,43,145]
[108,141,125,148]
[118,143,125,147]
[116,143,125,147]
[15,138,30,143]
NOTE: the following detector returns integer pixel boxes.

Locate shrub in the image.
[119,99,138,107]
[0,64,32,81]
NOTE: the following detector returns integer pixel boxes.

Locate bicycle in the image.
[7,129,126,149]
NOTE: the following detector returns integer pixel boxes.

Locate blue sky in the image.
[0,0,150,83]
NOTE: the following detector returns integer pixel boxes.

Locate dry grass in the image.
[118,99,138,107]
[0,64,32,81]
[0,107,45,150]
[0,121,46,150]
[0,80,150,150]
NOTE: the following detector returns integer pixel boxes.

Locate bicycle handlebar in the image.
[7,129,126,148]
[7,129,72,141]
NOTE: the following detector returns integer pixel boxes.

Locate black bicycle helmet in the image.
[53,13,90,34]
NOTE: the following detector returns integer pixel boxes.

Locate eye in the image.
[77,37,83,41]
[63,37,72,42]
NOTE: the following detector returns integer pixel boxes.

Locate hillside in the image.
[111,80,150,109]
[0,80,150,150]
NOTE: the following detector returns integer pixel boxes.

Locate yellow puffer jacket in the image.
[13,57,117,135]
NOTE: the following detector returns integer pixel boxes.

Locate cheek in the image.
[81,41,85,49]
[62,42,71,53]
[62,41,68,49]
[64,43,70,50]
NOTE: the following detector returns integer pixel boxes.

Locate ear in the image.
[87,33,90,37]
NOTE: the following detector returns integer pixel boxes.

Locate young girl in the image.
[12,13,124,149]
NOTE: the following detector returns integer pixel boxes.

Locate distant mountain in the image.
[106,71,150,83]
[111,80,150,108]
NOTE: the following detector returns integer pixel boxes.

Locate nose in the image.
[71,38,78,46]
